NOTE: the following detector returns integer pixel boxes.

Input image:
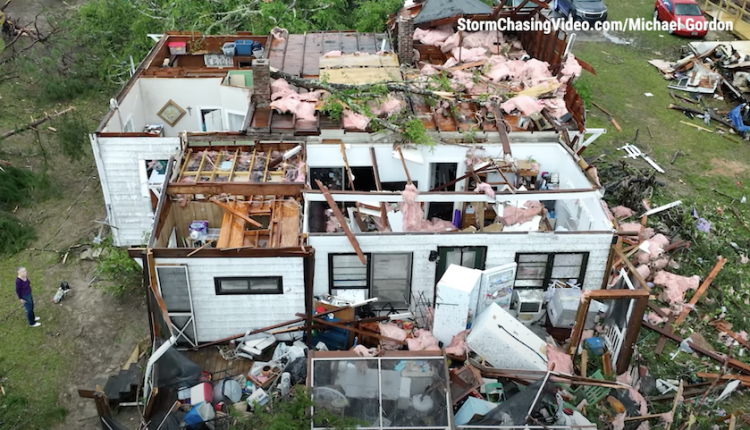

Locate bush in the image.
[55,114,90,160]
[95,238,143,297]
[0,212,36,255]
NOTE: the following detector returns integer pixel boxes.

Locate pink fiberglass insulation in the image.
[619,222,643,236]
[369,97,403,117]
[560,54,583,82]
[612,413,626,430]
[647,312,669,324]
[636,264,651,280]
[325,209,341,233]
[353,344,378,357]
[420,64,440,76]
[323,50,342,58]
[413,27,454,47]
[501,95,544,116]
[450,47,489,63]
[546,344,573,374]
[461,31,504,49]
[648,234,670,258]
[271,78,294,100]
[500,201,544,226]
[653,257,669,270]
[445,329,470,356]
[611,206,636,218]
[474,182,496,199]
[294,101,316,121]
[406,329,441,351]
[379,322,408,350]
[653,271,700,304]
[442,57,459,69]
[542,98,569,118]
[636,422,650,430]
[400,184,457,232]
[440,32,461,53]
[616,373,648,415]
[271,26,289,42]
[739,331,749,341]
[488,57,512,82]
[342,110,370,131]
[450,70,476,92]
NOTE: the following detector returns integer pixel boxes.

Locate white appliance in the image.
[511,289,546,326]
[547,288,604,329]
[433,264,482,346]
[476,263,517,315]
[466,303,548,371]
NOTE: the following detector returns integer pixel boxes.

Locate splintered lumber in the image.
[643,321,750,376]
[187,239,215,257]
[674,257,727,325]
[298,313,407,345]
[695,372,750,384]
[0,106,75,139]
[339,142,356,190]
[396,147,413,185]
[216,202,247,248]
[668,104,734,128]
[680,120,713,133]
[315,179,366,264]
[591,101,622,132]
[211,199,262,228]
[710,320,750,350]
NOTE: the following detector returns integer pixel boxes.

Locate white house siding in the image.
[154,257,306,343]
[309,232,613,310]
[91,136,181,246]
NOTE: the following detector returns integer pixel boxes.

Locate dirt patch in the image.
[707,158,749,177]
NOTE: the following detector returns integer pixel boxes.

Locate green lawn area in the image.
[0,257,72,429]
[576,0,750,208]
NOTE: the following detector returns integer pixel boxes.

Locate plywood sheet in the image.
[319,53,399,69]
[279,202,300,247]
[320,67,402,85]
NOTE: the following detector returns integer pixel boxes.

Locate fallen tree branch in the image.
[1,106,75,139]
[667,104,734,129]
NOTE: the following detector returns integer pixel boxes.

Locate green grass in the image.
[0,257,73,429]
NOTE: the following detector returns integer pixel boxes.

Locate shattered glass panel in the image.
[379,359,449,429]
[312,359,380,428]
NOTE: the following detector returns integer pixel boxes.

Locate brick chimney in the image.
[397,16,414,66]
[252,59,271,108]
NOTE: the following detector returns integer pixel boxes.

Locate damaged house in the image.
[79,1,665,429]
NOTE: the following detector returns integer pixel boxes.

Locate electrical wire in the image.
[497,324,548,365]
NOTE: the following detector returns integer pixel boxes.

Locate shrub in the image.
[55,114,90,160]
[95,238,143,297]
[0,212,36,255]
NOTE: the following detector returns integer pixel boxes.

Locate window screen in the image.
[371,253,412,308]
[214,277,283,295]
[514,252,588,289]
[156,266,191,312]
[515,253,549,288]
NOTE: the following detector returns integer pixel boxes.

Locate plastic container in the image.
[584,337,605,355]
[235,40,255,56]
[168,41,187,55]
[222,42,236,57]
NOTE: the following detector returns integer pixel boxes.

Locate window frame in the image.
[328,252,413,308]
[214,276,284,295]
[513,252,589,290]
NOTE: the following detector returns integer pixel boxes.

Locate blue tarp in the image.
[729,104,750,134]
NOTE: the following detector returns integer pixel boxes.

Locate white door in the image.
[202,109,224,131]
[155,266,198,346]
[477,263,517,315]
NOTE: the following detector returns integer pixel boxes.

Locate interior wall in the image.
[106,78,251,136]
[305,143,595,194]
[171,201,225,245]
[104,80,146,133]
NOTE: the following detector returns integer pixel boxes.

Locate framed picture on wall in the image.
[157,100,186,126]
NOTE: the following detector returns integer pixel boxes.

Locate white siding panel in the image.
[309,232,612,310]
[154,257,306,343]
[94,137,181,246]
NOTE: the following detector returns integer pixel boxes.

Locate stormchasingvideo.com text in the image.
[457,17,732,33]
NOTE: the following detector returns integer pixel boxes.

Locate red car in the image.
[654,0,708,37]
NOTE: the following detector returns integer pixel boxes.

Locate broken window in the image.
[311,356,450,430]
[514,252,589,290]
[213,276,283,295]
[329,253,413,308]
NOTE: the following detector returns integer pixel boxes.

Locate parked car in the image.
[654,0,708,37]
[555,0,608,24]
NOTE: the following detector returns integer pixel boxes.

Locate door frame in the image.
[155,265,198,346]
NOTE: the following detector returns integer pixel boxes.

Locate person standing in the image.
[15,267,41,327]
